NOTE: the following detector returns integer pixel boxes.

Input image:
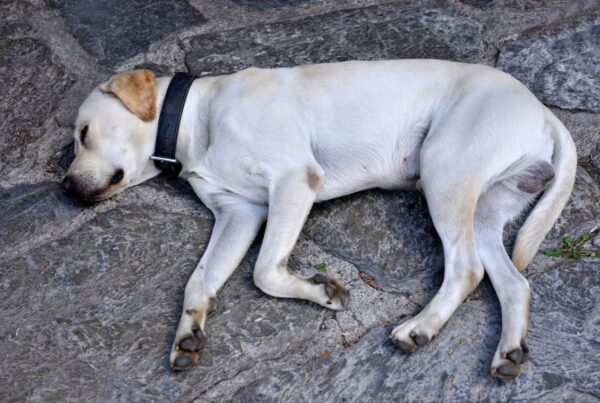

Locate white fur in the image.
[68,60,577,377]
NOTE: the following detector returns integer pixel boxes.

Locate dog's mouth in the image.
[59,180,121,204]
[76,194,109,203]
[73,189,120,204]
[83,190,117,202]
[63,192,107,205]
[71,197,100,206]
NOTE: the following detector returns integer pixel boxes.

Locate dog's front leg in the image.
[170,196,266,370]
[252,167,349,310]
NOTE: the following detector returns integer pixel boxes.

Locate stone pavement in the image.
[1,0,599,401]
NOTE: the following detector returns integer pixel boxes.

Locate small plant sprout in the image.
[544,227,599,260]
[313,263,328,272]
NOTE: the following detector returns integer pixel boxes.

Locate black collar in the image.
[151,72,197,175]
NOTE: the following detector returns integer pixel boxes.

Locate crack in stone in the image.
[189,350,294,402]
[300,230,417,298]
[574,388,600,400]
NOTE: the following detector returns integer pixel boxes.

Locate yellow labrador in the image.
[62,60,576,379]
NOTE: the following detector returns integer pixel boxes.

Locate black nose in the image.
[110,169,124,185]
[61,177,72,193]
[60,176,80,198]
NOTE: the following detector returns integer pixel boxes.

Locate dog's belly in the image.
[312,131,424,202]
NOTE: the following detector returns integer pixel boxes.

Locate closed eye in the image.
[80,125,88,145]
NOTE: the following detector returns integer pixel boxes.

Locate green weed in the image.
[313,263,328,272]
[544,227,599,260]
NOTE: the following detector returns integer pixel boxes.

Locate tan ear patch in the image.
[101,69,157,121]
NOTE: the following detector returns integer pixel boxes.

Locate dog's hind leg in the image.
[170,190,267,370]
[475,161,553,380]
[253,166,350,310]
[390,170,485,351]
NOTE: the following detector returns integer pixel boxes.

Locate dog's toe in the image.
[390,336,415,353]
[389,318,435,355]
[179,336,199,352]
[171,326,207,371]
[492,341,528,380]
[492,361,521,380]
[172,352,195,371]
[507,348,523,365]
[338,286,350,308]
[411,332,430,347]
[310,274,350,310]
[178,326,206,352]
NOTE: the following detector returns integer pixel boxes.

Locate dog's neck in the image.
[148,75,220,177]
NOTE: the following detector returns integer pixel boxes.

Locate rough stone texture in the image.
[0,184,329,400]
[0,2,75,182]
[305,190,444,296]
[184,3,484,75]
[45,0,206,67]
[201,260,600,402]
[229,0,309,10]
[1,0,599,401]
[497,9,600,112]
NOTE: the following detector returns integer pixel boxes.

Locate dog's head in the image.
[61,70,161,202]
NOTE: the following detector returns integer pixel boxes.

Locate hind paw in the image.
[170,325,207,371]
[491,341,529,380]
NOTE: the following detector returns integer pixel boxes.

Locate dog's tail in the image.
[511,109,577,271]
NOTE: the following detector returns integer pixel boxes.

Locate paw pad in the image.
[495,362,520,379]
[390,336,415,353]
[171,325,207,371]
[411,332,430,347]
[178,325,206,353]
[492,340,529,380]
[172,352,195,371]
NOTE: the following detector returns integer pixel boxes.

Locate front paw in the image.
[170,325,206,371]
[309,273,350,310]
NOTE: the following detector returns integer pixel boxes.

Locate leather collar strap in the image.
[151,72,197,175]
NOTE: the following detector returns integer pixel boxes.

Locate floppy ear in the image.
[100,70,157,121]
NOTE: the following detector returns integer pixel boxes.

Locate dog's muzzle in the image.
[60,176,92,201]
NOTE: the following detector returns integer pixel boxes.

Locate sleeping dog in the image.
[61,60,576,379]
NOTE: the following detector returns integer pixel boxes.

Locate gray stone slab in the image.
[0,2,75,179]
[0,183,330,401]
[45,0,206,67]
[184,3,484,75]
[197,260,600,402]
[497,10,600,112]
[0,182,82,258]
[305,190,444,297]
[551,108,600,159]
[544,167,600,244]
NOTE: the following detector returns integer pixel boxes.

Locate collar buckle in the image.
[150,155,179,164]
